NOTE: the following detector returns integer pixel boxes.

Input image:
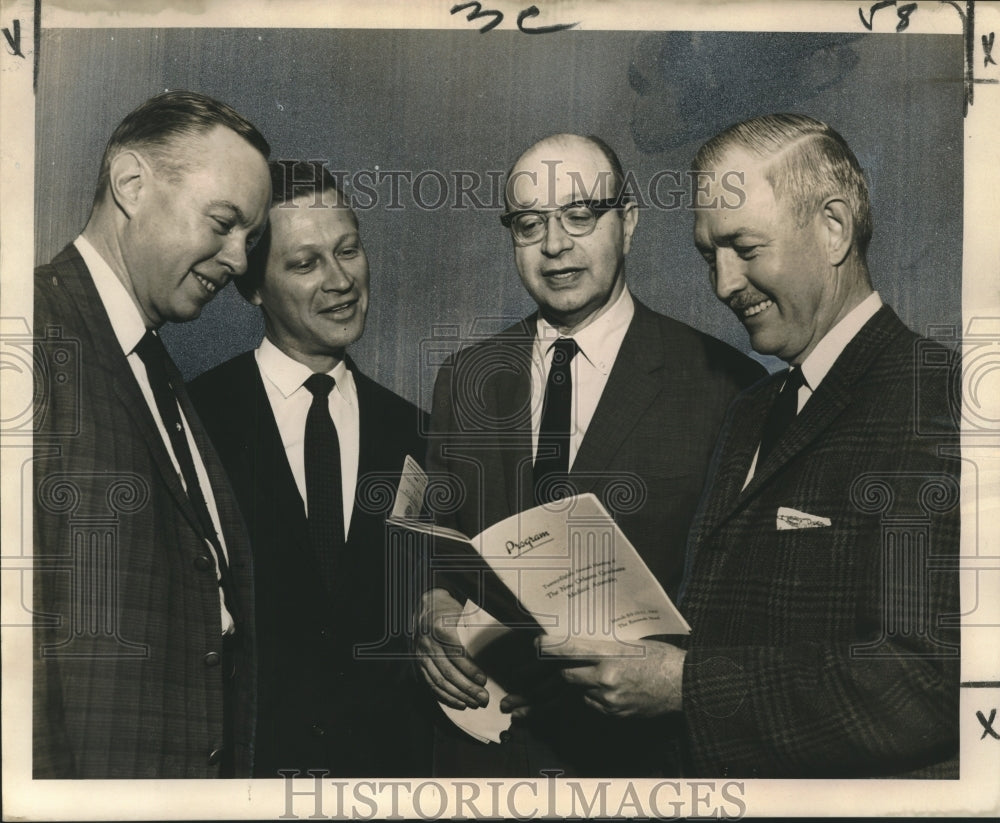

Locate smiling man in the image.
[414,133,764,777]
[188,160,431,777]
[33,91,271,778]
[541,114,961,778]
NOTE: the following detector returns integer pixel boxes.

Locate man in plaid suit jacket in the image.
[33,92,271,778]
[540,114,960,778]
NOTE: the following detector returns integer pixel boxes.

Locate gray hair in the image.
[693,113,873,255]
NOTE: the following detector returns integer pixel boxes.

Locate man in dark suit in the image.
[188,161,432,777]
[543,114,961,777]
[414,133,765,776]
[33,91,272,778]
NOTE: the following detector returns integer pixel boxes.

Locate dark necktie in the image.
[757,366,806,464]
[134,330,237,623]
[303,373,344,590]
[534,337,579,505]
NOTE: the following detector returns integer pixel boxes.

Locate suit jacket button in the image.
[311,724,326,738]
[208,747,224,766]
[204,651,221,667]
[194,555,213,572]
[721,766,730,777]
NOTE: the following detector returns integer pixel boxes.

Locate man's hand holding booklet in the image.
[391,459,689,743]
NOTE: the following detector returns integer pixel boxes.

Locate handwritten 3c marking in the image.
[451,2,579,34]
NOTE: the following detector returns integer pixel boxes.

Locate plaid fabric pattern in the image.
[680,307,961,778]
[32,246,257,778]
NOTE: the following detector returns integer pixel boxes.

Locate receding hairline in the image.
[505,133,621,208]
[510,134,616,175]
[103,124,267,192]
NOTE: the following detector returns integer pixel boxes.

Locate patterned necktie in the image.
[303,373,344,590]
[757,366,806,464]
[134,330,237,622]
[534,337,579,505]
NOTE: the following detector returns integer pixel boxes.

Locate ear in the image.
[621,201,639,255]
[249,288,264,308]
[107,150,148,219]
[821,197,854,267]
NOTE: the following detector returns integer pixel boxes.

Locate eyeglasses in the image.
[500,199,626,246]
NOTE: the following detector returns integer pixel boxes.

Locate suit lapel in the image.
[322,357,387,591]
[570,301,663,492]
[205,353,307,555]
[168,355,241,539]
[57,247,206,537]
[696,377,779,536]
[248,356,308,542]
[111,368,203,531]
[349,362,379,545]
[232,355,315,597]
[710,306,908,527]
[739,372,850,499]
[490,320,536,517]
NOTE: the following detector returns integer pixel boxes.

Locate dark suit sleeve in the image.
[32,270,78,777]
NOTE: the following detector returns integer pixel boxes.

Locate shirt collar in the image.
[799,291,882,391]
[535,286,635,375]
[256,336,356,404]
[74,235,148,356]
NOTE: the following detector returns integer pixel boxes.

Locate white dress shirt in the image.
[74,235,234,634]
[255,337,360,536]
[744,290,883,485]
[530,286,635,469]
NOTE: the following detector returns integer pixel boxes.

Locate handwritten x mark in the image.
[977,708,999,740]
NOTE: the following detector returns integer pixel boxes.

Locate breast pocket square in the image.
[776,506,832,530]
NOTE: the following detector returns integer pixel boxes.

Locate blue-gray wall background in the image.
[35,29,963,409]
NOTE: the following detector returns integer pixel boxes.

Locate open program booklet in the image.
[390,457,689,743]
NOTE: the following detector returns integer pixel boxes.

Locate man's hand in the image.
[537,636,686,718]
[414,588,490,709]
[498,674,564,720]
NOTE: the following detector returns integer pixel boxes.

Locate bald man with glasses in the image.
[414,133,765,777]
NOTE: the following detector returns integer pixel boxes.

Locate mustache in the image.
[727,291,771,313]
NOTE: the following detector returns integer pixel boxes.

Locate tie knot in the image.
[783,367,806,393]
[550,337,579,367]
[134,330,166,365]
[304,373,336,399]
